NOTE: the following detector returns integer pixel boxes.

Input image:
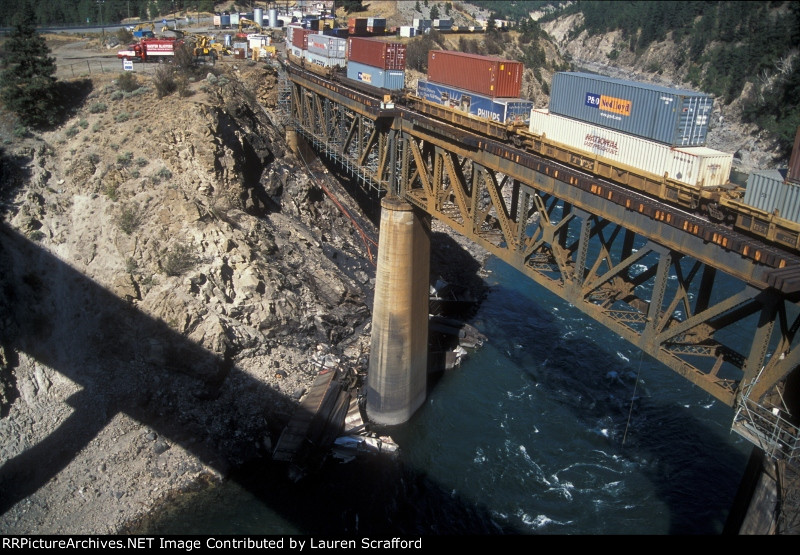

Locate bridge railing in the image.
[733,392,800,467]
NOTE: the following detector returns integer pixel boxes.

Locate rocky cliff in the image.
[0,59,384,533]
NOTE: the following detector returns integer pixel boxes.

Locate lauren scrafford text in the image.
[2,537,425,550]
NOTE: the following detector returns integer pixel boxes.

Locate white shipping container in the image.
[248,34,271,49]
[529,109,732,188]
[400,26,416,37]
[286,24,302,43]
[306,33,346,58]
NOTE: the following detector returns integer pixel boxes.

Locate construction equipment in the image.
[235,17,265,39]
[117,37,183,62]
[130,23,155,38]
[185,34,219,64]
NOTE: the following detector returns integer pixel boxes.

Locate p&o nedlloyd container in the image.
[548,72,714,147]
[529,108,732,189]
[427,50,523,99]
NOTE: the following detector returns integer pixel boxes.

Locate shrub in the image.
[135,157,148,167]
[89,102,107,113]
[153,66,176,98]
[104,182,119,201]
[116,152,133,167]
[117,71,138,93]
[114,112,130,123]
[79,119,89,128]
[162,243,197,276]
[65,126,79,138]
[156,167,172,180]
[117,204,142,235]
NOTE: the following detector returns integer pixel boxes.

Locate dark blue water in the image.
[141,256,752,536]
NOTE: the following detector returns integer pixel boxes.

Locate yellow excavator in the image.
[235,17,266,38]
[180,33,227,63]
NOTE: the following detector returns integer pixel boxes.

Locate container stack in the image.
[427,50,523,98]
[433,18,452,31]
[417,50,532,124]
[529,108,732,188]
[413,18,432,33]
[367,17,386,35]
[305,33,347,71]
[548,72,714,147]
[529,72,732,189]
[348,17,368,36]
[346,37,407,90]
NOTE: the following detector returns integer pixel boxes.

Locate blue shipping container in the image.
[549,72,713,146]
[346,60,405,90]
[416,80,533,125]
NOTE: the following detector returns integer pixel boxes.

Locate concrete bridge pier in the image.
[366,196,431,426]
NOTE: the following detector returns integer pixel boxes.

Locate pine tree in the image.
[0,2,58,128]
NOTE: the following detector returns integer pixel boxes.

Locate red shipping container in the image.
[427,50,523,98]
[347,37,406,70]
[291,28,313,50]
[348,17,368,28]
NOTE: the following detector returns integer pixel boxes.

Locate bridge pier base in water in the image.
[366,196,431,426]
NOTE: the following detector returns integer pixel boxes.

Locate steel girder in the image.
[288,75,399,193]
[286,73,799,460]
[395,124,800,414]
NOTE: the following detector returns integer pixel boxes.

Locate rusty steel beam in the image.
[285,73,800,439]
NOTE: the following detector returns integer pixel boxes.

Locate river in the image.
[137,251,753,536]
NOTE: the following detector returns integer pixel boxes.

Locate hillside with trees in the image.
[538,1,799,158]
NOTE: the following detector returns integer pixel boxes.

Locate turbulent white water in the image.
[145,257,752,535]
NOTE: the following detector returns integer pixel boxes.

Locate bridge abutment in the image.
[366,196,431,426]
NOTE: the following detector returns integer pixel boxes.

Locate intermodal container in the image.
[346,60,405,90]
[216,14,230,28]
[417,80,533,125]
[286,24,302,43]
[529,108,732,188]
[742,169,800,223]
[347,37,406,70]
[549,72,714,147]
[323,27,349,38]
[788,126,800,184]
[288,45,303,60]
[304,50,347,71]
[427,50,523,98]
[307,33,346,58]
[291,28,313,49]
[348,17,367,30]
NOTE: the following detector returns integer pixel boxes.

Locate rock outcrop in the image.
[0,62,379,534]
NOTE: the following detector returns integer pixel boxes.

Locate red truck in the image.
[117,38,184,62]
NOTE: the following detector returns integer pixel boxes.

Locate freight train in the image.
[283,30,800,256]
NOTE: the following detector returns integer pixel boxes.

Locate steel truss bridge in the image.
[279,61,800,467]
